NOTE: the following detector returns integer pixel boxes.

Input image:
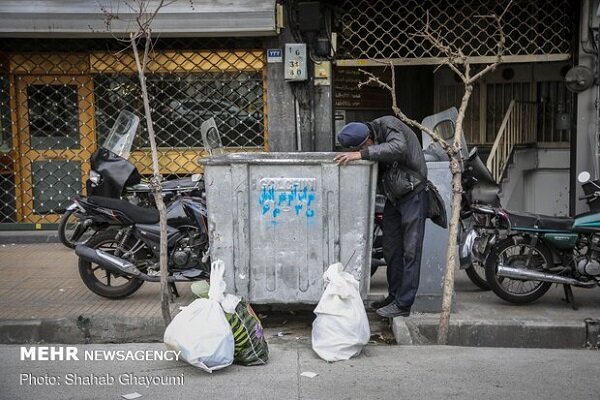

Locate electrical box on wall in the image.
[313,61,331,86]
[284,43,307,81]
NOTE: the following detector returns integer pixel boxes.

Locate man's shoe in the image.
[375,303,411,318]
[370,296,393,309]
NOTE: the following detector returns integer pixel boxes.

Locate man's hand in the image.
[334,152,362,166]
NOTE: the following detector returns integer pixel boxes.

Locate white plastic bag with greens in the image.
[312,263,370,362]
[164,260,239,372]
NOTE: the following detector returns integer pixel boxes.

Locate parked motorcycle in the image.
[483,171,600,306]
[458,147,503,290]
[72,113,222,299]
[74,193,210,299]
[58,111,203,248]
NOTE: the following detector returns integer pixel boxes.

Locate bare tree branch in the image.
[467,0,512,83]
[357,69,392,92]
[142,32,151,72]
[99,0,177,326]
[358,65,453,155]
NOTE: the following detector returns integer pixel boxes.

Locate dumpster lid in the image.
[199,152,376,165]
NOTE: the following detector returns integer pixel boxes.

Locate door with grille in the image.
[14,75,95,223]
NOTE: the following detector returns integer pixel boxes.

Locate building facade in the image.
[0,0,594,228]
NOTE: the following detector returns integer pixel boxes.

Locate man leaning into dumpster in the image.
[334,117,428,318]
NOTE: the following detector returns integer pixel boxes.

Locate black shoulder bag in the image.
[424,180,447,229]
[381,162,447,229]
[380,162,426,203]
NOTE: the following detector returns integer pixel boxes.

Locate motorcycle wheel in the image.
[464,261,490,290]
[484,236,552,304]
[78,230,145,299]
[58,209,94,249]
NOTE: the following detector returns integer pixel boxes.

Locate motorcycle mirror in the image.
[468,146,478,158]
[578,171,591,184]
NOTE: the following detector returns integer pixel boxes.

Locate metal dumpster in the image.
[413,161,453,312]
[201,152,378,304]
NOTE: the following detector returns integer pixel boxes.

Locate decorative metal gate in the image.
[333,0,574,148]
[0,44,266,224]
[336,0,573,66]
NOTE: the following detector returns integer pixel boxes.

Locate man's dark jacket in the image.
[359,116,427,194]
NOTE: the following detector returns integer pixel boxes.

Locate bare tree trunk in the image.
[437,157,462,344]
[131,34,171,325]
[437,84,473,344]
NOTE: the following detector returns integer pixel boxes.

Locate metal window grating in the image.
[0,41,266,224]
[336,0,573,65]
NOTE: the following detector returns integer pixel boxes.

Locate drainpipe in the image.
[295,97,302,151]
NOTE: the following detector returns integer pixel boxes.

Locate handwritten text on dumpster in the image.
[258,178,317,224]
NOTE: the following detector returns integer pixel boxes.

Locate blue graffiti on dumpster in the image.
[258,178,317,224]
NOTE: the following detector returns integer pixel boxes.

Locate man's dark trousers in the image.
[382,189,428,309]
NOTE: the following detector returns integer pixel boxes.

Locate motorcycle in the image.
[458,146,504,290]
[58,111,203,248]
[71,113,211,299]
[74,193,210,299]
[483,171,600,307]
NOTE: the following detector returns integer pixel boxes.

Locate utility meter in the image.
[285,43,307,81]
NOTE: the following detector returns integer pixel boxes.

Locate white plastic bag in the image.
[208,260,240,313]
[164,260,239,373]
[311,263,370,362]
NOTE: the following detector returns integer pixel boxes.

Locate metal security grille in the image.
[1,46,266,224]
[91,50,266,176]
[337,0,573,65]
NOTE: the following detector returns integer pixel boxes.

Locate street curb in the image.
[0,231,59,244]
[0,316,166,344]
[391,318,413,345]
[0,314,590,349]
[395,317,588,349]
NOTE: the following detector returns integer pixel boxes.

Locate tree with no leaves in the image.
[359,2,512,344]
[98,0,180,325]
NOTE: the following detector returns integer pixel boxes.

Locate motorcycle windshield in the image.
[101,111,140,159]
[201,117,224,155]
[466,151,497,186]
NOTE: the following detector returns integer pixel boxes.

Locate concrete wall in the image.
[264,10,334,152]
[524,149,571,216]
[575,0,599,214]
[502,148,570,216]
[264,29,297,152]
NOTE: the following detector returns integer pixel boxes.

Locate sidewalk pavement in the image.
[2,343,599,400]
[0,243,599,348]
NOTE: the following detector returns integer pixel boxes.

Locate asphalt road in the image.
[1,343,599,400]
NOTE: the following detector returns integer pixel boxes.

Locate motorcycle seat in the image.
[506,210,573,232]
[88,196,160,224]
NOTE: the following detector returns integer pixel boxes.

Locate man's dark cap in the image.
[337,122,370,148]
